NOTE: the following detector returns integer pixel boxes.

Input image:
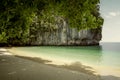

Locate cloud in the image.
[104,15,111,18]
[109,12,120,16]
[104,11,120,18]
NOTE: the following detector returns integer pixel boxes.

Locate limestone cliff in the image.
[29,19,102,46]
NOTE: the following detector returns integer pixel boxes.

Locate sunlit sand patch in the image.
[8,71,17,75]
[0,52,12,55]
[90,65,120,77]
[0,48,8,52]
[3,52,12,55]
[21,68,27,71]
[0,48,12,55]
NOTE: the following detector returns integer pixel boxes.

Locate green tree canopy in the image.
[0,0,103,46]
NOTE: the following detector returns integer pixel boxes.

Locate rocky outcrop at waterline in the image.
[30,29,101,46]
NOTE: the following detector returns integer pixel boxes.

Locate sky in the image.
[100,0,120,42]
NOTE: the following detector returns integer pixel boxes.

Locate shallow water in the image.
[13,42,120,77]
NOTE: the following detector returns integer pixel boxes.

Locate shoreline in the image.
[1,47,120,80]
[7,48,98,75]
[7,47,120,77]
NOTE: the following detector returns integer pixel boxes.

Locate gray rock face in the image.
[29,18,102,46]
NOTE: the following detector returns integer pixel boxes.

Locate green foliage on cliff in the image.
[64,0,104,30]
[0,0,103,45]
[37,0,103,30]
[0,0,42,45]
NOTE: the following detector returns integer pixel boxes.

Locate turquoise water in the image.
[14,43,120,76]
[15,45,103,65]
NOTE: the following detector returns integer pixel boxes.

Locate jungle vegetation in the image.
[0,0,103,46]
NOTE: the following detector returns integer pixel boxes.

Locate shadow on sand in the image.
[0,53,120,80]
[14,55,120,80]
[15,55,96,75]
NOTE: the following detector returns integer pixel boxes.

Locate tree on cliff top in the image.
[0,0,103,46]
